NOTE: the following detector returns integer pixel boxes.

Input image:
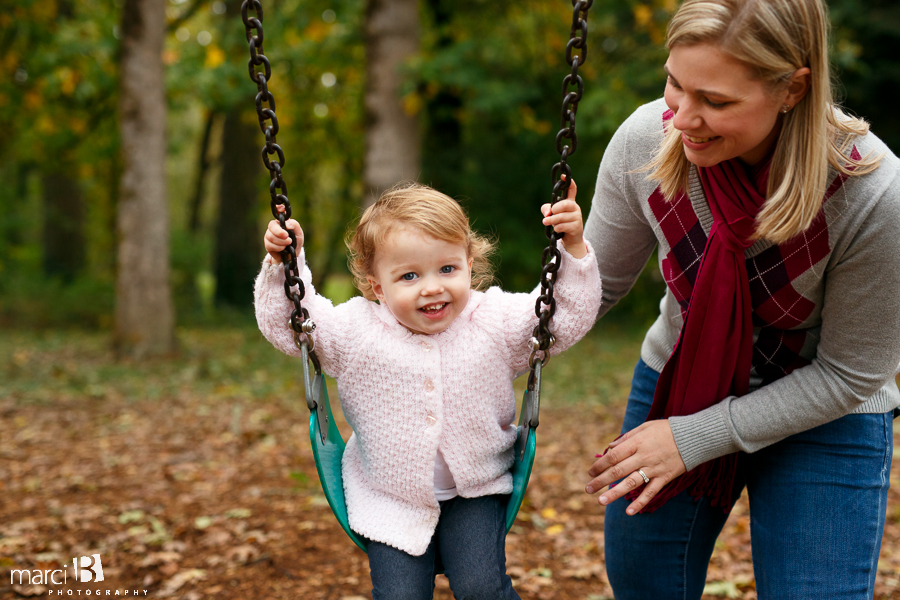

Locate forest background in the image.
[0,0,898,334]
[2,1,900,599]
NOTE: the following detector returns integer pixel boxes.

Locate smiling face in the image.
[366,227,473,335]
[664,42,788,167]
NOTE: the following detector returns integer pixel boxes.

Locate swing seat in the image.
[304,346,540,553]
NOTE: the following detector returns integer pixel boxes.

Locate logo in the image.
[9,554,102,586]
[9,553,147,595]
[73,554,104,583]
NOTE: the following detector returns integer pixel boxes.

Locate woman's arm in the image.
[586,163,900,514]
[583,108,661,321]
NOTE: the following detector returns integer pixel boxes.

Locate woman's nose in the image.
[672,97,702,132]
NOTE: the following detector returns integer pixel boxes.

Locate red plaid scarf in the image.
[631,156,770,512]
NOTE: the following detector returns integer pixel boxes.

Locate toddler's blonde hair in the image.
[347,182,496,301]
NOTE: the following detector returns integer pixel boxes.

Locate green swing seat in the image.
[301,341,540,553]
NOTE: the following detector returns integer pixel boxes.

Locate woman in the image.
[582,0,900,598]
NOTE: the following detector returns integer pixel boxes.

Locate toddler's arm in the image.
[484,178,602,372]
[255,218,359,378]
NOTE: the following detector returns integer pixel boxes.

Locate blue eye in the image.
[440,266,456,274]
[401,273,417,281]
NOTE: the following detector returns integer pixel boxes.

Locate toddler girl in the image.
[254,181,601,599]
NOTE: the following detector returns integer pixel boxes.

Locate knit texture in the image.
[585,98,900,472]
[255,244,601,555]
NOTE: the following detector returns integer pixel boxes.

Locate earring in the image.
[781,104,791,114]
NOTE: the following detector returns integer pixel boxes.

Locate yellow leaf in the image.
[37,115,54,135]
[545,524,565,536]
[540,507,557,520]
[205,46,225,69]
[58,67,78,95]
[634,4,653,27]
[403,92,423,116]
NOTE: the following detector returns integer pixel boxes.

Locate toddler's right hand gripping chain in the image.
[241,0,315,346]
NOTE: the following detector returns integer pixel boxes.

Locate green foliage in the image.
[2,0,899,331]
[829,0,900,153]
[410,0,673,291]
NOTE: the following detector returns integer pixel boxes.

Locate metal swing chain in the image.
[529,0,593,369]
[241,0,317,352]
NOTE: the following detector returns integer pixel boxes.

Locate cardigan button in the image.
[421,341,432,352]
[424,379,435,392]
[426,415,437,426]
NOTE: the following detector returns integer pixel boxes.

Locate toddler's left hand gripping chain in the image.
[530,0,592,368]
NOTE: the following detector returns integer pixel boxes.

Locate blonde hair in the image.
[347,182,496,301]
[645,0,881,244]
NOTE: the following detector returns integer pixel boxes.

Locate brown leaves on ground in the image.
[1,364,900,599]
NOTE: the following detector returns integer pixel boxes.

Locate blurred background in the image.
[2,0,897,347]
[3,2,900,598]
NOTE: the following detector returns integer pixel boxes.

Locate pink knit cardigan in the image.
[254,244,602,555]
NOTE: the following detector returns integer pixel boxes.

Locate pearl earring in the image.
[781,104,791,114]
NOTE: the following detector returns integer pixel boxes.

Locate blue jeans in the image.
[604,359,894,600]
[368,494,520,600]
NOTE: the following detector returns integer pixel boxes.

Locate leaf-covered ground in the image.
[1,327,899,599]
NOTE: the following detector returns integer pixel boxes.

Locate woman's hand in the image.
[585,420,688,515]
[264,217,303,264]
[541,176,587,259]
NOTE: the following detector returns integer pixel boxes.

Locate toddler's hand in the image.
[265,217,304,264]
[541,177,587,259]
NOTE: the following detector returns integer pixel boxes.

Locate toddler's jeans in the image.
[368,494,520,600]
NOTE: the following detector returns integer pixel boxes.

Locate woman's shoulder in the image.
[835,127,900,208]
[619,98,669,137]
[605,98,669,166]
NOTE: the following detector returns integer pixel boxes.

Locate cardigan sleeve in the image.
[253,251,364,379]
[479,242,603,374]
[669,159,900,470]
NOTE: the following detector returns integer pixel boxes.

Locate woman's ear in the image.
[785,67,811,109]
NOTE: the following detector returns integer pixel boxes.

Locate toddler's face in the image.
[366,227,473,335]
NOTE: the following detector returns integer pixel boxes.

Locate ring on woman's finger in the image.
[637,469,650,484]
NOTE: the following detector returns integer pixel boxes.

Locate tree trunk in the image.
[189,110,219,233]
[214,108,262,309]
[422,0,463,198]
[363,0,421,206]
[41,170,86,281]
[115,0,175,358]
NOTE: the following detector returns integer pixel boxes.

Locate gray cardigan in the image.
[585,98,900,470]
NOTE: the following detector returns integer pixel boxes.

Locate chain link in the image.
[530,0,592,367]
[241,0,314,341]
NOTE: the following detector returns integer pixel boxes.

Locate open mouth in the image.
[685,135,714,143]
[419,302,447,315]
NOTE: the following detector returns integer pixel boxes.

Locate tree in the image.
[41,170,86,281]
[363,0,421,206]
[115,0,175,357]
[214,107,263,308]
